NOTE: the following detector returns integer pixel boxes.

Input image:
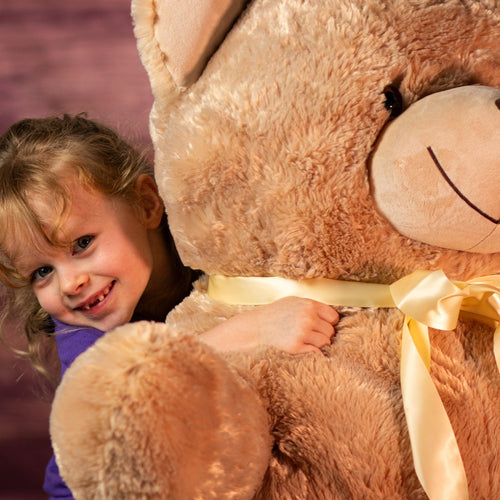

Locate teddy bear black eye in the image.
[383,85,403,119]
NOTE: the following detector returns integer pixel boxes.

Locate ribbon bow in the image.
[208,270,500,500]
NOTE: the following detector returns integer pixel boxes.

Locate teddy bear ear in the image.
[132,0,247,91]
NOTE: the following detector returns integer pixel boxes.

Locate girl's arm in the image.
[199,296,338,354]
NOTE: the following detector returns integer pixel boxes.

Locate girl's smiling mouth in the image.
[75,281,115,311]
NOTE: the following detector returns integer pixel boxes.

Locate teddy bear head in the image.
[133,0,500,285]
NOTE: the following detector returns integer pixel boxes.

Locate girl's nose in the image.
[60,268,89,296]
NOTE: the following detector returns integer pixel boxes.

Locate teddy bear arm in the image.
[50,321,272,499]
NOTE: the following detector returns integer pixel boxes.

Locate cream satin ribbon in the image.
[208,270,500,500]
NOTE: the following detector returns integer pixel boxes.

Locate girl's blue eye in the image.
[74,235,93,253]
[32,265,53,281]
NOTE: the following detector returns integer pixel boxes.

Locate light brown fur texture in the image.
[51,0,500,498]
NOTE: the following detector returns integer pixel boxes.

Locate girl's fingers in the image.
[311,319,335,339]
[305,330,332,348]
[317,304,339,324]
[297,344,322,354]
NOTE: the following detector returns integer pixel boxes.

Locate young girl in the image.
[0,115,338,499]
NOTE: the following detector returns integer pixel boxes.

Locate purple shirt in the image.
[43,319,105,499]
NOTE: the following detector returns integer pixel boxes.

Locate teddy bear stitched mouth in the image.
[77,282,114,311]
[427,146,500,224]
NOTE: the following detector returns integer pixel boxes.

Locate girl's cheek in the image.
[34,283,59,314]
[34,290,50,311]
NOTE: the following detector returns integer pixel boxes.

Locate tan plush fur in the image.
[50,0,500,498]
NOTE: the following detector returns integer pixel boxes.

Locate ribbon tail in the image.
[495,325,500,372]
[401,319,469,500]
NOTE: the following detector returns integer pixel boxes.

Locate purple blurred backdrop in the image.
[0,1,154,498]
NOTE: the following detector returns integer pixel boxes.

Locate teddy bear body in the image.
[53,290,498,498]
[50,0,500,498]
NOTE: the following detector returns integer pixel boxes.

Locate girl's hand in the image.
[200,296,339,354]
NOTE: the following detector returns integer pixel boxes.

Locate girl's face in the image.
[12,176,162,332]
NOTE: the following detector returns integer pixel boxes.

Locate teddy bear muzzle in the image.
[371,85,500,254]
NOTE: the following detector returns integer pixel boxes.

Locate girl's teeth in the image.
[81,286,111,310]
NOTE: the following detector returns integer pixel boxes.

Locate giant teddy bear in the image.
[50,0,500,498]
